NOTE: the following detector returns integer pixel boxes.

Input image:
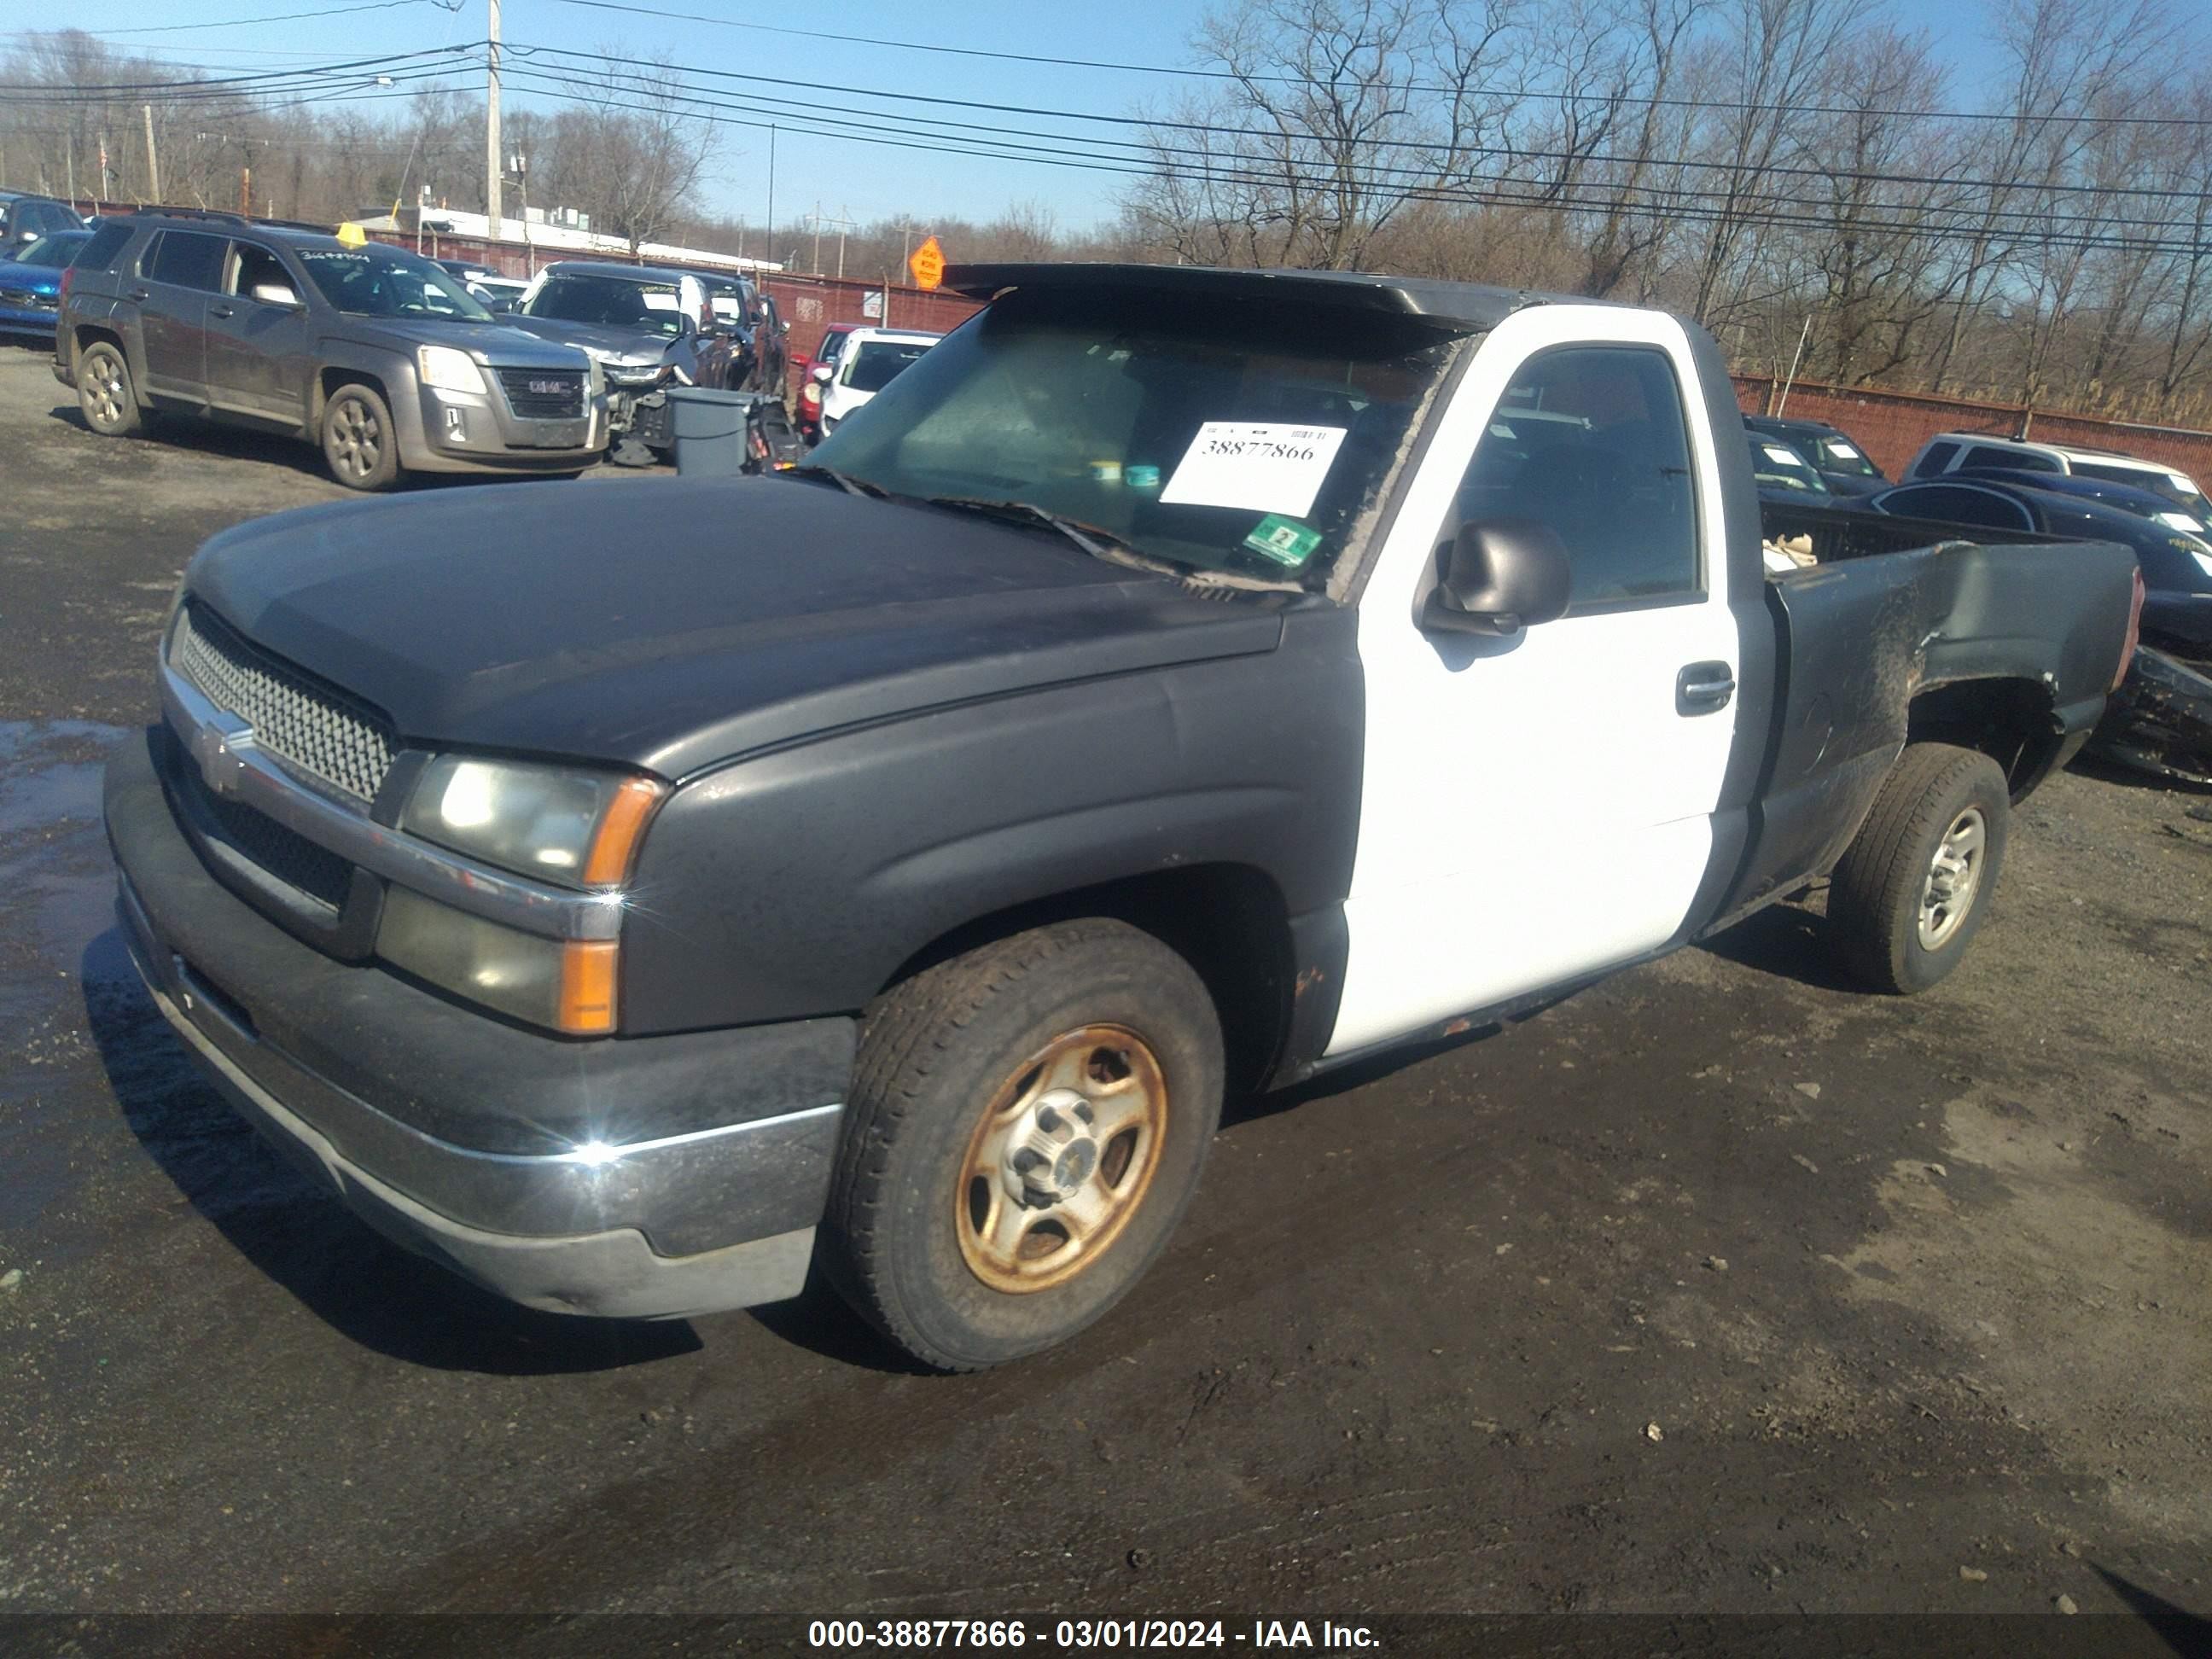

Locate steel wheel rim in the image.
[956,1024,1167,1294]
[329,397,380,478]
[1918,806,1986,951]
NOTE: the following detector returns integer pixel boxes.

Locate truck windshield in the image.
[2069,460,2209,514]
[296,248,492,321]
[523,274,689,338]
[807,288,1457,590]
[846,338,934,393]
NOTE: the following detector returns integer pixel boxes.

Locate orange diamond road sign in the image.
[908,236,946,290]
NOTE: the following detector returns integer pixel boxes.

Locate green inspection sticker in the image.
[1242,514,1323,568]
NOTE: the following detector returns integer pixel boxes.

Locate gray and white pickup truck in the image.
[103,264,2142,1370]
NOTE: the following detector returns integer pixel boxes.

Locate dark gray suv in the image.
[55,210,607,489]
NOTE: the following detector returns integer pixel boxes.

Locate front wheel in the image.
[77,341,143,437]
[1828,742,2010,993]
[824,919,1225,1371]
[321,381,400,490]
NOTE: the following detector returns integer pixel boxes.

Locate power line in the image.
[67,0,456,34]
[490,61,2212,258]
[542,0,2212,130]
[509,43,2212,212]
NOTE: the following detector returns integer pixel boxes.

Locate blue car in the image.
[0,229,92,342]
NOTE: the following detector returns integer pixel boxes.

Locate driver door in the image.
[205,241,311,426]
[1327,306,1743,1056]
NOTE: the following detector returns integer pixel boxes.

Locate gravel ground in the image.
[2,346,2209,1634]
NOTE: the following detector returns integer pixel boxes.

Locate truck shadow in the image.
[1698,899,1863,992]
[79,924,701,1376]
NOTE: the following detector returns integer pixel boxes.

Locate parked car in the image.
[1747,432,1831,497]
[1867,474,2212,786]
[795,321,859,441]
[0,191,87,250]
[507,259,719,463]
[1743,414,1886,495]
[689,270,789,395]
[434,258,494,284]
[0,228,92,342]
[465,274,530,313]
[1904,430,2212,520]
[55,209,605,488]
[752,289,790,395]
[104,260,2139,1370]
[815,325,940,437]
[1937,464,2210,534]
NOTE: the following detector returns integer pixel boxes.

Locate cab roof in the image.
[943,260,1617,333]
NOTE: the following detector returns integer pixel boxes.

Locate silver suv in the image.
[54,210,607,489]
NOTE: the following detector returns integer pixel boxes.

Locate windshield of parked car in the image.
[845,338,934,393]
[2069,459,2209,515]
[1750,437,1830,493]
[523,274,689,338]
[807,288,1454,590]
[1807,433,1879,476]
[16,231,90,269]
[295,247,492,320]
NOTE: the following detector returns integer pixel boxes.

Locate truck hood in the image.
[331,315,589,370]
[504,315,677,368]
[184,478,1284,780]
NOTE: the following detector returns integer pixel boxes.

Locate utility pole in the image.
[812,201,822,274]
[765,125,776,270]
[143,104,161,205]
[66,132,75,208]
[485,0,504,241]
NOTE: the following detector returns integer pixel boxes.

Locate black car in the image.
[1870,475,2212,784]
[0,192,88,251]
[1748,432,1831,498]
[1943,464,2212,534]
[1744,414,1886,496]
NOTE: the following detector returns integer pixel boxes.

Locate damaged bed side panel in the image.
[1713,538,2137,923]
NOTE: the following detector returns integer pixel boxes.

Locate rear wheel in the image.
[77,341,143,437]
[824,919,1224,1371]
[1829,742,2010,993]
[321,381,400,490]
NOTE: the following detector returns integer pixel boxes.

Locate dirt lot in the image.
[3,346,2210,1635]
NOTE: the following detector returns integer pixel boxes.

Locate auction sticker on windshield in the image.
[1161,422,1348,518]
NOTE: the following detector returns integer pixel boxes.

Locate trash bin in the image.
[665,386,753,478]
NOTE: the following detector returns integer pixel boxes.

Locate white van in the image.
[1904,431,2209,518]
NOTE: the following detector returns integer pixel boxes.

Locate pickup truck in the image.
[103,264,2142,1371]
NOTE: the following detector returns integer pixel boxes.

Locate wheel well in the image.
[878,865,1297,1096]
[314,367,387,424]
[73,324,124,365]
[1906,677,2060,798]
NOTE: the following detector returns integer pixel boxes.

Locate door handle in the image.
[127,288,149,301]
[1676,661,1736,714]
[210,304,236,318]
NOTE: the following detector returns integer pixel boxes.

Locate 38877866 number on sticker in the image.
[806,1618,1379,1650]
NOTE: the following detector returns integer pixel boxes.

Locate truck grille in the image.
[0,285,55,311]
[496,366,585,419]
[201,787,356,912]
[169,601,397,803]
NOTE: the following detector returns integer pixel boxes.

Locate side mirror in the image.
[249,282,301,308]
[1423,518,1572,635]
[809,364,832,383]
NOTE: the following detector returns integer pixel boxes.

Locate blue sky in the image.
[23,0,2032,236]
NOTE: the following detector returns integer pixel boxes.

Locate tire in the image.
[1828,742,2010,994]
[824,919,1225,1371]
[77,341,143,437]
[320,381,400,490]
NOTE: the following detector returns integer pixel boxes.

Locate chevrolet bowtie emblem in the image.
[191,712,256,796]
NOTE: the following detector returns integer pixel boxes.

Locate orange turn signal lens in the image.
[557,940,620,1035]
[582,776,667,888]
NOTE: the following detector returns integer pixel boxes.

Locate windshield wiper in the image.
[921,496,1146,565]
[788,464,886,498]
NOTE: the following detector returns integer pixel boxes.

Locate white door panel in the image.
[1329,306,1740,1057]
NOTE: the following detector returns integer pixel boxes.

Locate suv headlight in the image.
[400,755,664,886]
[418,344,485,393]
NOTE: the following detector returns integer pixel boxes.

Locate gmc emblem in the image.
[527,379,568,396]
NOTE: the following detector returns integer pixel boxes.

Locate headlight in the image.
[378,885,618,1033]
[418,344,485,393]
[400,755,665,887]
